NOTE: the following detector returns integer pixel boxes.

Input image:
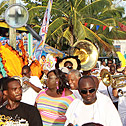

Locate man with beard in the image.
[65,75,122,126]
[0,78,43,126]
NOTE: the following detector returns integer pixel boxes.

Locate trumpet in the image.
[101,71,126,88]
[13,76,30,92]
[118,89,126,97]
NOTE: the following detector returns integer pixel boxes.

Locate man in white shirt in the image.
[65,75,122,126]
[21,65,42,105]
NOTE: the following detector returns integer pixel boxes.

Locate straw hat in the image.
[55,56,81,70]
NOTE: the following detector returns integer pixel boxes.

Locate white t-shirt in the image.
[118,86,126,126]
[65,92,122,126]
[71,90,83,101]
[21,76,42,106]
[98,80,118,102]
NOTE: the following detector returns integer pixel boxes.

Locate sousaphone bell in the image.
[71,40,99,71]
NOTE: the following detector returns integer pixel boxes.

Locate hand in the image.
[23,81,31,86]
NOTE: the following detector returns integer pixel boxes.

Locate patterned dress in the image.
[36,90,75,126]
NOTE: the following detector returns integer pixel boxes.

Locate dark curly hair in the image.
[47,69,70,94]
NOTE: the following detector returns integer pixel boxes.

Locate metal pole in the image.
[9,0,16,49]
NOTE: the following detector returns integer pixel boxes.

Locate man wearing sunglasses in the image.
[65,75,122,126]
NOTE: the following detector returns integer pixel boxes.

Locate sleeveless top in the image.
[36,89,75,126]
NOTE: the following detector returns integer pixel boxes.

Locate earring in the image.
[57,86,59,89]
[56,81,59,89]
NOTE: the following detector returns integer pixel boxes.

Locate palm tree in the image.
[26,0,126,55]
[0,1,8,18]
[47,0,126,52]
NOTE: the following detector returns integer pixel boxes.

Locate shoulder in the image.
[0,105,6,111]
[36,89,46,101]
[96,91,114,106]
[38,89,46,95]
[65,88,73,96]
[65,99,83,115]
[20,102,39,112]
[72,99,82,105]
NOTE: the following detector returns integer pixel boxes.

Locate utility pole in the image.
[9,0,16,49]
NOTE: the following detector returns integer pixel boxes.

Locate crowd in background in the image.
[0,55,126,126]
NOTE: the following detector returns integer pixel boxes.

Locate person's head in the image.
[107,59,113,67]
[0,77,9,104]
[3,78,22,102]
[64,61,73,71]
[116,63,121,71]
[82,122,103,126]
[91,76,99,89]
[41,55,46,61]
[47,69,69,94]
[67,69,81,90]
[78,76,97,105]
[110,64,115,75]
[22,65,31,78]
[101,60,106,66]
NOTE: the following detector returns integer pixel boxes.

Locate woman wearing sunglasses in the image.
[65,75,122,126]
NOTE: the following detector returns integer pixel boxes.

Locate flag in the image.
[103,26,107,31]
[118,22,126,31]
[90,24,94,29]
[109,26,113,32]
[96,25,100,31]
[33,0,53,60]
[84,23,88,26]
[38,0,53,48]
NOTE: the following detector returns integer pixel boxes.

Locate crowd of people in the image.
[0,55,126,126]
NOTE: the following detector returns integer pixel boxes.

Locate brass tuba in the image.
[71,40,99,71]
[101,71,126,88]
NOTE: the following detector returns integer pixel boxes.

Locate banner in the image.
[33,0,53,60]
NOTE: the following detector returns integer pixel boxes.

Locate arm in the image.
[23,81,41,93]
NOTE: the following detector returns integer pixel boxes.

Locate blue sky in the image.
[113,0,126,16]
[1,0,126,16]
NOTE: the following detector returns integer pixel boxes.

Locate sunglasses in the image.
[80,88,96,94]
[66,66,73,69]
[22,73,27,75]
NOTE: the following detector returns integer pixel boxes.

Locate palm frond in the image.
[63,27,72,43]
[0,1,8,15]
[79,0,111,17]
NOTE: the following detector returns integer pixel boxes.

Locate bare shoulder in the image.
[65,88,73,96]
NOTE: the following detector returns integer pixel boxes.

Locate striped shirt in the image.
[36,90,75,126]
